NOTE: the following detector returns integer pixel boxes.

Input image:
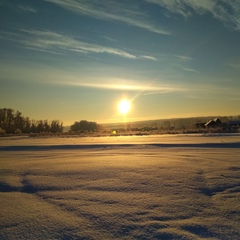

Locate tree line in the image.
[70,120,99,132]
[0,108,63,134]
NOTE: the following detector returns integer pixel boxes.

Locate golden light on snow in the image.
[118,99,131,115]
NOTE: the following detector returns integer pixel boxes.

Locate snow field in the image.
[1,135,240,239]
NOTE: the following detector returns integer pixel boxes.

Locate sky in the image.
[1,0,240,125]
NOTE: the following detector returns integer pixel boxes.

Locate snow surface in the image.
[1,134,240,239]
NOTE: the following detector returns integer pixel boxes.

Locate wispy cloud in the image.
[45,0,171,35]
[145,0,240,31]
[101,35,119,43]
[140,55,158,61]
[0,31,22,41]
[19,29,137,59]
[3,60,239,98]
[183,68,199,73]
[0,60,185,93]
[59,78,186,93]
[11,29,159,60]
[145,0,215,17]
[176,55,192,61]
[19,5,37,13]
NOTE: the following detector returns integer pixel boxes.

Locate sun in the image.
[118,99,131,115]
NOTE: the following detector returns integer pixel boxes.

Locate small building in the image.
[213,118,222,125]
[205,118,222,128]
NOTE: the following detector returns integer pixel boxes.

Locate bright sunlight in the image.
[118,99,131,115]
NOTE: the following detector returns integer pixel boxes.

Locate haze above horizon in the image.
[1,0,240,125]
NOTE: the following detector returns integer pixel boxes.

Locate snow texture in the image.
[1,134,240,239]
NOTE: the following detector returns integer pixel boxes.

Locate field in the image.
[1,134,240,239]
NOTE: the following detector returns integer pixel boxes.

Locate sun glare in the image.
[118,99,131,115]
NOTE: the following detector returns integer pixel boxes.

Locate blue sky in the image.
[1,0,240,125]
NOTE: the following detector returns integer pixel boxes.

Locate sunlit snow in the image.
[1,134,240,239]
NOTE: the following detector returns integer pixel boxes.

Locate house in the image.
[205,118,222,128]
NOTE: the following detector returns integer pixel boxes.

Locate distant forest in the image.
[0,108,63,134]
[70,120,99,132]
[1,108,239,135]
